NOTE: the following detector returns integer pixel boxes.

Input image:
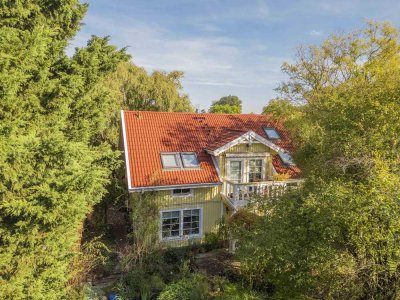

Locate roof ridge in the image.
[123,110,265,117]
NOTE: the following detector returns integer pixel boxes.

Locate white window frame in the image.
[171,188,193,197]
[180,152,200,168]
[160,152,182,169]
[226,154,268,183]
[160,207,203,241]
[248,158,264,182]
[226,159,245,183]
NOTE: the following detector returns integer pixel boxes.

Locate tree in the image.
[103,61,193,148]
[209,95,242,113]
[236,21,400,299]
[0,1,128,298]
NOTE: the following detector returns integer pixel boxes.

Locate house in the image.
[120,110,301,245]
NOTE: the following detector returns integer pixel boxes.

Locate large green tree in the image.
[103,61,193,147]
[0,1,128,298]
[209,95,242,114]
[237,21,400,299]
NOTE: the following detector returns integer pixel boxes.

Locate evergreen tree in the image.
[0,1,128,298]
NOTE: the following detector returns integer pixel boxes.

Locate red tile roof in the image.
[122,111,300,188]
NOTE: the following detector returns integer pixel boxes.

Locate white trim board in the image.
[129,182,222,193]
[159,207,203,241]
[205,131,286,156]
[120,110,132,190]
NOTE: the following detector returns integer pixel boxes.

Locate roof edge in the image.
[129,182,222,192]
[121,110,132,190]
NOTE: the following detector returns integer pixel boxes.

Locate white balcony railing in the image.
[222,179,301,210]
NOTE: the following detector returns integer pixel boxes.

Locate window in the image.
[182,209,200,235]
[161,153,181,168]
[181,153,199,168]
[172,188,192,197]
[279,152,295,166]
[161,152,200,169]
[249,159,263,182]
[161,208,201,240]
[264,127,280,139]
[161,211,180,238]
[229,161,242,183]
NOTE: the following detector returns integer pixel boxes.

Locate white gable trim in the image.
[206,131,286,156]
[211,155,222,181]
[121,110,132,190]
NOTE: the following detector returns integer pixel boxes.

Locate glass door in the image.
[229,160,242,183]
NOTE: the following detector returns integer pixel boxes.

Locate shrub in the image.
[158,273,210,300]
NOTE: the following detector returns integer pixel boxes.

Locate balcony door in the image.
[229,160,242,183]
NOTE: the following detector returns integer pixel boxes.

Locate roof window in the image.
[279,152,295,166]
[264,127,280,139]
[161,153,181,168]
[161,152,200,169]
[181,153,200,168]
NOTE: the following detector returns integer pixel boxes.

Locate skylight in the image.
[181,153,199,168]
[161,152,200,169]
[264,127,280,139]
[161,153,181,168]
[279,152,295,166]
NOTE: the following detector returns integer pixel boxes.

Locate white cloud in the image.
[74,8,288,113]
[309,29,323,36]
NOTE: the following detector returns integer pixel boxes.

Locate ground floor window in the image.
[161,208,201,240]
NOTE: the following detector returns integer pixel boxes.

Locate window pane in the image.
[182,209,200,236]
[249,159,263,182]
[173,188,191,196]
[264,128,280,139]
[161,210,181,239]
[181,153,199,168]
[161,153,180,168]
[229,161,242,182]
[279,152,295,166]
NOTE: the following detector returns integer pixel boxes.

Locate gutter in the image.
[129,182,222,193]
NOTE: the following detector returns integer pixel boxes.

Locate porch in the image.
[221,179,301,210]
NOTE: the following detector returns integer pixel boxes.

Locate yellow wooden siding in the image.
[131,186,224,246]
[218,143,275,180]
[129,143,277,246]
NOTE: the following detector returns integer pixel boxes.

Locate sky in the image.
[69,0,400,113]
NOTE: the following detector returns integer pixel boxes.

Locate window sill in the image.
[161,234,202,242]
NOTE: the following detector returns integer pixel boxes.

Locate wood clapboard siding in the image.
[130,143,278,246]
[219,142,275,180]
[132,186,224,246]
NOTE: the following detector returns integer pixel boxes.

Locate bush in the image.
[158,273,210,300]
[204,232,224,251]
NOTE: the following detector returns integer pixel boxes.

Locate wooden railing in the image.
[223,179,301,209]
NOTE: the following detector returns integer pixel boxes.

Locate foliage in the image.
[104,61,193,147]
[116,246,196,299]
[209,95,242,114]
[0,1,129,298]
[272,173,290,181]
[158,273,211,300]
[213,281,264,300]
[236,21,400,299]
[121,192,160,269]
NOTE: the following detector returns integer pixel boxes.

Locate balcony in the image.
[221,179,301,210]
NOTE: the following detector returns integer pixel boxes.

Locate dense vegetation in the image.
[237,21,400,299]
[1,1,399,298]
[0,1,191,298]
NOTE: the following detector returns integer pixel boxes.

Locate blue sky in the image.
[70,0,400,113]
